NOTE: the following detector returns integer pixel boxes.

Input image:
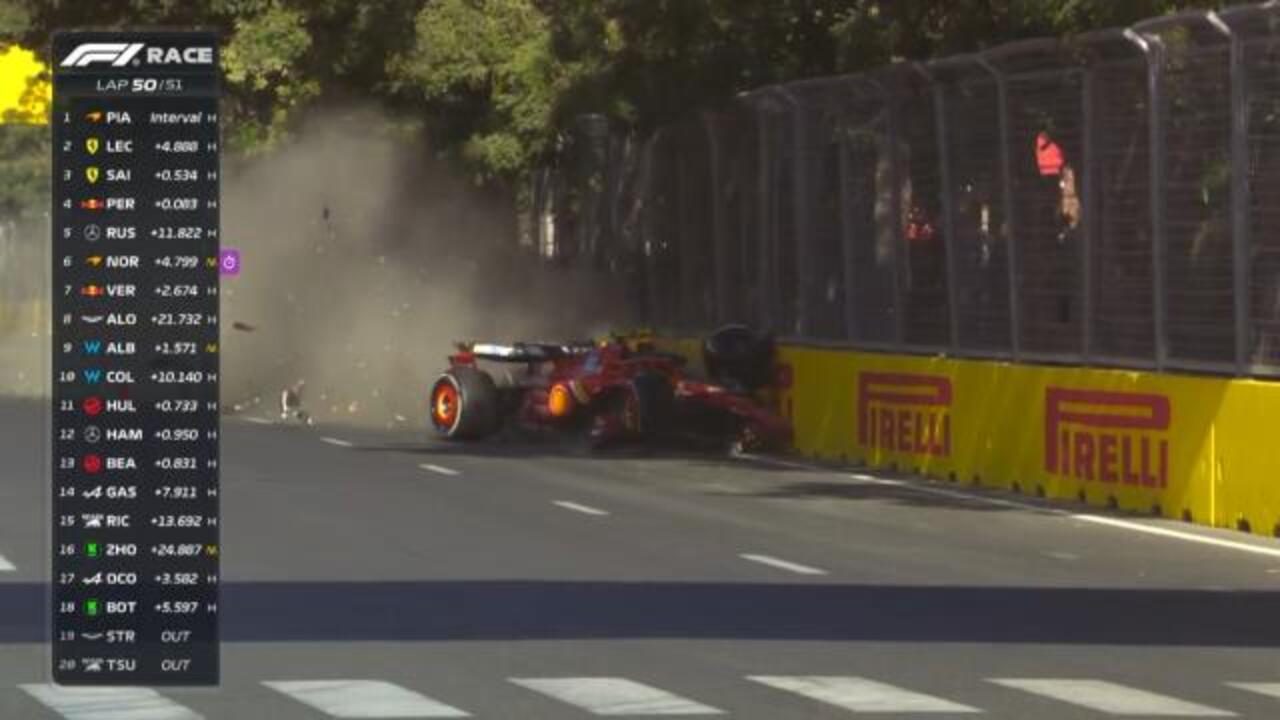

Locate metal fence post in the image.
[978,56,1021,360]
[1212,12,1252,374]
[1080,64,1096,362]
[645,134,665,325]
[773,87,808,337]
[675,148,690,330]
[1127,28,1168,371]
[839,82,860,340]
[929,72,961,351]
[838,88,859,341]
[753,100,775,332]
[885,80,907,346]
[839,77,885,344]
[703,112,729,326]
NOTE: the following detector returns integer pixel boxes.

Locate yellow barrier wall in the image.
[770,345,1280,537]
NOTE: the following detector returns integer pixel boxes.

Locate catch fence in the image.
[548,3,1280,377]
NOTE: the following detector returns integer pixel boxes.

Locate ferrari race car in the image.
[427,326,792,452]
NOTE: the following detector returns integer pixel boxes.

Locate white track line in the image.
[991,678,1234,716]
[553,500,610,516]
[739,453,1280,560]
[20,684,203,720]
[419,463,460,476]
[511,677,723,715]
[243,416,274,425]
[1069,515,1280,559]
[0,553,14,571]
[320,437,354,448]
[749,675,979,714]
[739,554,828,576]
[1227,682,1280,700]
[264,680,469,718]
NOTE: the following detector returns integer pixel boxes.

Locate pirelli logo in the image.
[1044,388,1171,488]
[857,372,952,456]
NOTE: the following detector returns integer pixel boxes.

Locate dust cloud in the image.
[0,216,45,398]
[0,106,631,419]
[219,106,631,427]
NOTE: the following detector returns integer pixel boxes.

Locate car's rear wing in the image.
[452,341,594,364]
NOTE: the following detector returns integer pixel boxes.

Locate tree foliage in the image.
[0,0,1249,188]
[387,0,558,179]
[0,124,47,216]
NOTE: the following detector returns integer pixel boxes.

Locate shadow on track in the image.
[347,432,811,480]
[348,437,1038,513]
[718,480,1031,512]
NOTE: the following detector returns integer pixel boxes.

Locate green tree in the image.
[2,0,422,155]
[0,123,48,217]
[388,0,560,182]
[0,0,1249,187]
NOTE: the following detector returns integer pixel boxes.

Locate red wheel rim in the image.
[431,381,460,429]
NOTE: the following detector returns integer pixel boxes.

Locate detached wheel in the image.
[429,367,500,440]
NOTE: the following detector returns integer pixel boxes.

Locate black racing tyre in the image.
[628,372,674,440]
[703,324,774,392]
[582,372,674,450]
[428,367,500,440]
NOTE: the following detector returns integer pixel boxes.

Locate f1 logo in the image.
[61,43,145,67]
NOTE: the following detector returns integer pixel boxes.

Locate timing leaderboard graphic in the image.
[51,32,220,686]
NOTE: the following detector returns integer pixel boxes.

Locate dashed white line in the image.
[1044,551,1080,562]
[419,463,461,477]
[320,437,354,448]
[265,679,469,718]
[749,675,980,714]
[511,677,723,715]
[552,500,611,516]
[991,678,1235,716]
[739,553,828,576]
[243,417,274,425]
[0,553,14,571]
[738,453,1280,560]
[20,684,203,720]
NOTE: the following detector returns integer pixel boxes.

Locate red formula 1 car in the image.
[427,326,792,452]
